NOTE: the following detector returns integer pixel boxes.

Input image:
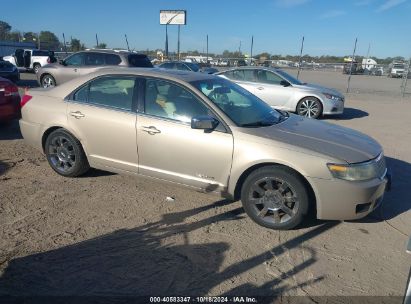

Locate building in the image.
[0,41,36,59]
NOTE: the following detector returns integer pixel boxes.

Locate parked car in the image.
[0,77,20,124]
[0,60,20,83]
[216,67,344,119]
[158,61,218,74]
[37,49,153,88]
[19,68,390,230]
[3,49,56,74]
[388,61,405,78]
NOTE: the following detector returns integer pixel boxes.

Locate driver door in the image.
[136,78,234,192]
[59,52,87,83]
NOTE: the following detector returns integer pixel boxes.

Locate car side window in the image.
[243,70,256,82]
[105,54,121,65]
[65,53,84,66]
[72,76,136,111]
[85,53,105,66]
[144,79,209,123]
[178,63,191,71]
[256,70,283,85]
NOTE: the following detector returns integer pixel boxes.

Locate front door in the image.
[67,75,139,172]
[59,52,88,84]
[136,78,233,192]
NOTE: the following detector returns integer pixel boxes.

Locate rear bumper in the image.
[309,172,391,220]
[19,119,43,151]
[0,101,21,122]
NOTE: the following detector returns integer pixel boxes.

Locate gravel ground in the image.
[0,71,410,300]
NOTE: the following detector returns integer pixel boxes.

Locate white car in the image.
[3,49,56,74]
[216,67,344,119]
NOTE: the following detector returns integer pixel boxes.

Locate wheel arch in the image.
[233,162,317,214]
[40,73,56,86]
[41,126,84,154]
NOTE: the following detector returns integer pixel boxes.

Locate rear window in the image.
[32,50,51,56]
[105,54,121,65]
[127,54,153,68]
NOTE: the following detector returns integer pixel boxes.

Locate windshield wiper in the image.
[241,121,276,128]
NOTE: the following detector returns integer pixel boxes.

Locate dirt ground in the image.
[0,71,410,300]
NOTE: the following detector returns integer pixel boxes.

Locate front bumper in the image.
[322,98,344,115]
[308,171,391,220]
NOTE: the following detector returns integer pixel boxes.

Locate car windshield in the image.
[128,54,153,67]
[274,69,303,85]
[393,64,404,69]
[185,62,200,72]
[190,77,284,127]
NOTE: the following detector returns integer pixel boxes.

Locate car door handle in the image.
[142,126,161,135]
[70,111,85,119]
[257,87,265,90]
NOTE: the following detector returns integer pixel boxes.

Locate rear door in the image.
[67,75,139,172]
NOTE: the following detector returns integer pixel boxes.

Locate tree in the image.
[6,31,21,42]
[0,20,12,40]
[70,38,83,52]
[95,43,107,49]
[39,31,60,50]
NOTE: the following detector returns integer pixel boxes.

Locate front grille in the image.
[374,154,387,179]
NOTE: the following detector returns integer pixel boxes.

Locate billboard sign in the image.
[160,10,186,25]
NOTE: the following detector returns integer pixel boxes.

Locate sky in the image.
[1,0,410,58]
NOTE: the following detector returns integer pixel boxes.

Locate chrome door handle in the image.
[142,126,161,135]
[257,87,265,90]
[70,111,85,119]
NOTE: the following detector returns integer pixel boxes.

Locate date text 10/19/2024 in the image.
[150,296,258,303]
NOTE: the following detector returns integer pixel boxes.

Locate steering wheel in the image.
[208,89,232,106]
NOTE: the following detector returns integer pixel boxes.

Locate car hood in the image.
[294,83,343,97]
[240,115,381,163]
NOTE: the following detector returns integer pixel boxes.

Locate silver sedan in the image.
[216,67,344,119]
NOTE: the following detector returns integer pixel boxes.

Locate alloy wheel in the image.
[42,76,55,88]
[248,177,299,224]
[299,99,320,118]
[48,135,76,173]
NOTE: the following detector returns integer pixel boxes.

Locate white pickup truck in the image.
[3,49,56,73]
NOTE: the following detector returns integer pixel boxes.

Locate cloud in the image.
[320,10,346,19]
[274,0,310,8]
[376,0,407,12]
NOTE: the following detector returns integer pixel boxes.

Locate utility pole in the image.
[125,34,130,51]
[95,34,99,47]
[346,37,358,93]
[206,34,209,64]
[365,43,371,72]
[165,24,169,59]
[177,25,181,60]
[250,35,254,65]
[239,40,241,55]
[297,36,305,80]
[62,33,67,54]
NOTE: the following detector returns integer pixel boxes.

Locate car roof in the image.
[42,67,216,98]
[82,49,146,55]
[216,66,282,74]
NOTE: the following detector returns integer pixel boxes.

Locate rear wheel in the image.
[41,74,56,88]
[241,166,310,230]
[297,97,322,119]
[45,129,89,177]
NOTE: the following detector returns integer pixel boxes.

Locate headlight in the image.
[327,156,385,181]
[323,92,343,101]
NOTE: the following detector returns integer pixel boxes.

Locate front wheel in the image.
[241,166,310,230]
[45,129,90,177]
[33,64,41,74]
[41,74,56,88]
[296,97,322,119]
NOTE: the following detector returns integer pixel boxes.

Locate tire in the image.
[33,63,41,74]
[41,74,56,88]
[296,97,323,119]
[45,129,90,177]
[240,166,310,230]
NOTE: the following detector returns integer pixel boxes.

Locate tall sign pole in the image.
[165,24,169,58]
[95,34,99,47]
[297,36,305,80]
[177,25,181,60]
[62,33,68,54]
[346,38,358,93]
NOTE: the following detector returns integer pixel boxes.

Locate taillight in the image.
[21,94,32,108]
[4,84,19,97]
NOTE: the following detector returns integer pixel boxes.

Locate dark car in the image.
[0,60,20,83]
[37,49,153,88]
[0,77,21,124]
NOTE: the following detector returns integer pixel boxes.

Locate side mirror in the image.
[191,116,219,130]
[280,80,291,87]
